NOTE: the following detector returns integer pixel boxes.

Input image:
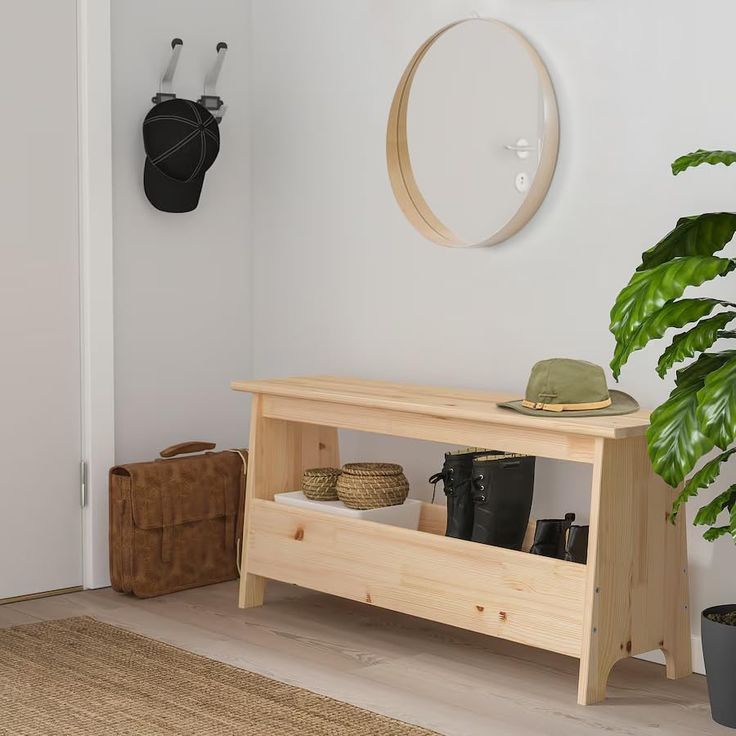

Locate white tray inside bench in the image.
[274,491,422,530]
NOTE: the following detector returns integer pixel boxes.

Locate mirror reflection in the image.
[388,19,559,247]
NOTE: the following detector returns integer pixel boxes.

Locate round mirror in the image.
[387,19,559,247]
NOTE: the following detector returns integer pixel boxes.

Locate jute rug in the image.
[0,616,436,736]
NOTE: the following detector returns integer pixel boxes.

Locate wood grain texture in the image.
[416,502,447,535]
[239,395,339,609]
[246,500,586,657]
[230,376,650,439]
[261,395,597,463]
[0,582,716,736]
[577,437,691,705]
[579,438,636,704]
[233,377,688,707]
[0,607,42,628]
[662,481,692,679]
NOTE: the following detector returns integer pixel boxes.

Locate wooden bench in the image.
[231,375,692,704]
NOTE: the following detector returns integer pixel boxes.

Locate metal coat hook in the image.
[152,38,183,105]
[198,42,228,123]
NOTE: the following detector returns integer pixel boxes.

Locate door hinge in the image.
[80,460,88,508]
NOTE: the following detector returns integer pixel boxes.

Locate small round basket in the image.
[336,463,409,510]
[302,467,342,501]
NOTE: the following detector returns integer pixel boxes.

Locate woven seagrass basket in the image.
[302,467,342,501]
[336,462,409,510]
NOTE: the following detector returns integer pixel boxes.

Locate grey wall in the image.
[250,0,736,665]
[111,0,252,463]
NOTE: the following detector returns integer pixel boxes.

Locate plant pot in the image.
[702,604,736,728]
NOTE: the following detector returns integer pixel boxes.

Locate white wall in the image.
[111,0,252,463]
[250,0,736,665]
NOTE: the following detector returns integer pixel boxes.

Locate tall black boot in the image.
[429,448,497,540]
[469,454,535,550]
[564,525,589,564]
[530,513,575,558]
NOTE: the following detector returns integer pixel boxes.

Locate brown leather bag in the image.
[109,442,247,598]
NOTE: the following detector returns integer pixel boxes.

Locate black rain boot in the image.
[469,454,535,550]
[530,513,576,558]
[429,448,498,540]
[564,525,589,564]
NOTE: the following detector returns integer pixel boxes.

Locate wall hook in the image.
[152,38,183,105]
[198,41,228,123]
[504,138,537,160]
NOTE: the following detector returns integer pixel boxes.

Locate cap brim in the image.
[144,158,204,213]
[497,390,640,418]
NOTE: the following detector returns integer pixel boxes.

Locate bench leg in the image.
[578,436,691,704]
[238,394,340,609]
[578,438,633,704]
[241,574,267,609]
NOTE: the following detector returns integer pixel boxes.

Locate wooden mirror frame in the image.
[386,18,560,248]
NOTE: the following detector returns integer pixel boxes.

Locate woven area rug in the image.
[0,616,436,736]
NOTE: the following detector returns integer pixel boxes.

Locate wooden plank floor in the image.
[0,581,719,736]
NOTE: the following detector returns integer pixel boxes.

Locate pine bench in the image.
[230,375,692,704]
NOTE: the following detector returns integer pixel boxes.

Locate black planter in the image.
[702,604,736,728]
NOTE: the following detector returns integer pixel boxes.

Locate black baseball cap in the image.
[142,99,220,213]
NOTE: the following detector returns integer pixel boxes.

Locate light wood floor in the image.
[0,581,723,736]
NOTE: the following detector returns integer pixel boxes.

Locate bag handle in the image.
[159,441,216,458]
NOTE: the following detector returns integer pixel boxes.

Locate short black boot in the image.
[564,525,589,564]
[429,448,497,540]
[530,513,575,558]
[469,454,535,550]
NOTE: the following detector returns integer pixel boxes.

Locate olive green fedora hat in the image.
[498,358,639,417]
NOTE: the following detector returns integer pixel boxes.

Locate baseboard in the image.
[635,634,704,675]
[0,585,83,606]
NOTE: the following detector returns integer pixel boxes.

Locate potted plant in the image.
[610,148,736,728]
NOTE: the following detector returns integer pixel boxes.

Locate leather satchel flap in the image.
[114,452,243,530]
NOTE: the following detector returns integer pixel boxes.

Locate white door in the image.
[0,0,82,599]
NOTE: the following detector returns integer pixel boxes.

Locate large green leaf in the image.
[656,310,736,377]
[611,298,728,379]
[646,352,733,486]
[638,213,736,271]
[672,150,736,175]
[693,492,736,542]
[693,484,736,526]
[609,256,735,354]
[703,526,730,541]
[676,351,735,386]
[697,354,736,449]
[671,448,736,521]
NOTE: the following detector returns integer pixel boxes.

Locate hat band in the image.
[520,397,612,413]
